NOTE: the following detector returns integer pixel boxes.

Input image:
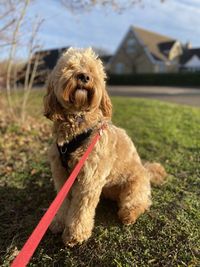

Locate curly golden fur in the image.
[44,47,167,247]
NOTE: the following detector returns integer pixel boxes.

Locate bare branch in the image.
[0,1,16,44]
[6,0,30,115]
[0,8,14,21]
[0,18,16,33]
[0,42,17,48]
[21,18,43,123]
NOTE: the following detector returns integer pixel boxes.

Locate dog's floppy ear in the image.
[100,89,112,118]
[43,73,64,121]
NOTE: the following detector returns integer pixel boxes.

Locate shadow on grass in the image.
[1,169,198,266]
[0,174,119,265]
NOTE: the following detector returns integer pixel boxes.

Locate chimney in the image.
[185,41,192,49]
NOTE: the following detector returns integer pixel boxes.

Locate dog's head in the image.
[44,47,112,121]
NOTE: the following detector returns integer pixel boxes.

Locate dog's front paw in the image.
[49,216,65,234]
[62,225,92,247]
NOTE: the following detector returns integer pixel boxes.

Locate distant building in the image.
[17,27,200,84]
[180,48,200,72]
[17,47,68,84]
[17,47,112,84]
[108,26,183,74]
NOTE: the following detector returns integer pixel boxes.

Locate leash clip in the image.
[60,145,67,154]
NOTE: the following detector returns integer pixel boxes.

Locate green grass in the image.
[0,90,199,266]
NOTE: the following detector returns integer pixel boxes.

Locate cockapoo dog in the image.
[44,47,166,247]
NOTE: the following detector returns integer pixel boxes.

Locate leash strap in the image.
[11,130,102,267]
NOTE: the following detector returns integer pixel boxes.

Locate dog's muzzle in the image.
[77,73,90,84]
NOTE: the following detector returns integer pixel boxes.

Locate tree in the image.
[0,0,43,124]
[0,1,16,48]
[61,0,165,11]
[5,0,30,116]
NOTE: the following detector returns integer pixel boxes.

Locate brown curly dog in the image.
[43,47,167,247]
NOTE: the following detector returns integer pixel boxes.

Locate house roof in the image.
[184,55,200,68]
[100,55,113,64]
[34,47,111,68]
[132,26,177,61]
[180,48,200,65]
[34,47,68,69]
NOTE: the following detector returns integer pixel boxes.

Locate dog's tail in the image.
[144,162,167,186]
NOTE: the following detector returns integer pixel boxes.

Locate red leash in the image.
[11,128,103,267]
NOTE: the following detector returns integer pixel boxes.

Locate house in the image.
[180,48,200,72]
[108,26,183,74]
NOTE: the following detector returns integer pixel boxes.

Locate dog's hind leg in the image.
[48,143,70,234]
[117,165,152,225]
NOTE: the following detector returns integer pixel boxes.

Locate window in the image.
[154,65,160,73]
[126,37,136,54]
[115,63,125,74]
[159,63,166,73]
[155,63,166,73]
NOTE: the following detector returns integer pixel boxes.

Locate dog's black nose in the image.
[77,73,90,83]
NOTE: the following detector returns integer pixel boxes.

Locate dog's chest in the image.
[57,129,93,170]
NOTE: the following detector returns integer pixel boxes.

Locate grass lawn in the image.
[0,90,199,266]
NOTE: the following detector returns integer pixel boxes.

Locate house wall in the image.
[109,29,155,74]
[165,63,179,73]
[135,52,155,73]
[169,42,182,61]
[167,41,183,72]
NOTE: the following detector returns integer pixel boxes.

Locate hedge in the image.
[107,73,200,87]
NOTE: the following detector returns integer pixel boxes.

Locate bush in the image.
[107,73,200,87]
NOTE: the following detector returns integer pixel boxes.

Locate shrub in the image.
[107,73,200,87]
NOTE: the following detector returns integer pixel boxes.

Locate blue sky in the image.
[2,0,200,58]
